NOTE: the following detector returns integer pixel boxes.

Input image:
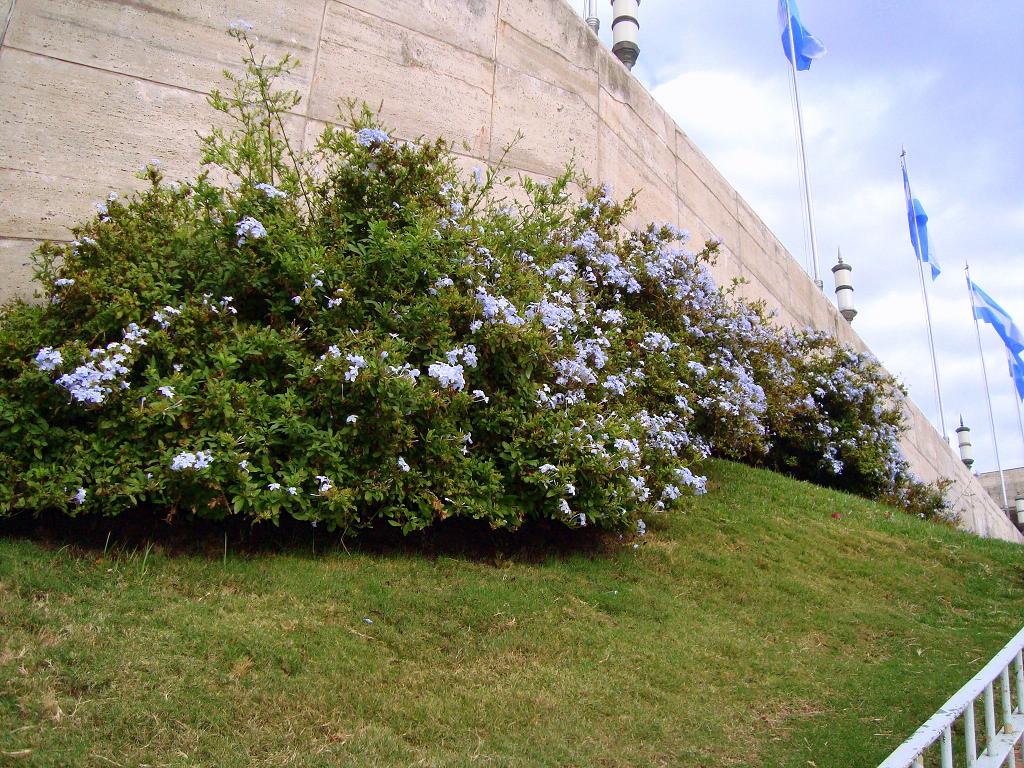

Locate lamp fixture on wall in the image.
[956,417,974,469]
[831,249,857,322]
[610,0,640,69]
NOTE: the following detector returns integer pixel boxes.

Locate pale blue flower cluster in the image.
[254,182,288,200]
[356,128,390,148]
[475,288,524,327]
[34,347,63,372]
[344,354,367,382]
[389,363,421,384]
[235,216,267,246]
[46,324,148,405]
[152,305,182,329]
[445,345,478,369]
[170,450,213,472]
[427,362,465,391]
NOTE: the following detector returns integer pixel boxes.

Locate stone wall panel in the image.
[599,86,675,193]
[0,239,39,304]
[311,3,493,156]
[0,48,214,238]
[491,61,597,179]
[342,0,499,60]
[598,126,677,229]
[5,0,320,94]
[675,154,739,250]
[499,0,600,75]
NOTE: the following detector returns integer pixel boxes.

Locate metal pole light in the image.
[1016,494,1024,525]
[832,250,857,322]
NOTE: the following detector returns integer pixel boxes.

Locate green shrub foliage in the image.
[0,32,948,532]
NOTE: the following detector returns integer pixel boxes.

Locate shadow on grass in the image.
[0,506,628,564]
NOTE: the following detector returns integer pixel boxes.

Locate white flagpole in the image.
[966,262,1009,508]
[1009,349,1024,455]
[1015,386,1024,456]
[783,0,822,290]
[902,149,948,440]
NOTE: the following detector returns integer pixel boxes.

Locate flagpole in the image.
[783,0,822,291]
[1010,355,1024,457]
[966,262,1009,509]
[901,149,948,440]
[1015,385,1024,457]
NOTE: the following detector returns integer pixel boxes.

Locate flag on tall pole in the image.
[900,150,947,439]
[1007,348,1024,401]
[968,279,1024,358]
[778,0,826,71]
[965,264,1009,509]
[901,165,941,280]
[972,279,1024,472]
[778,0,824,290]
[1005,348,1024,455]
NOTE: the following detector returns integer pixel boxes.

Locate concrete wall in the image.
[978,467,1024,526]
[1,0,1018,542]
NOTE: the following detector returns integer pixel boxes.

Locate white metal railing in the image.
[879,625,1024,768]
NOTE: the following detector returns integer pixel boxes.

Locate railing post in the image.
[1016,651,1024,714]
[913,754,925,768]
[1003,665,1018,768]
[941,725,954,768]
[1003,667,1015,730]
[966,698,978,767]
[987,682,999,753]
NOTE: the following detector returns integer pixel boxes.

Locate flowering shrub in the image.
[0,31,948,532]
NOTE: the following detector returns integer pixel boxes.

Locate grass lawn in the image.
[2,459,1023,767]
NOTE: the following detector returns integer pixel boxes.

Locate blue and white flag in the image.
[970,279,1024,358]
[902,163,941,280]
[778,0,826,71]
[1006,348,1024,401]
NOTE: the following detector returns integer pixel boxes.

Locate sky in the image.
[574,0,1024,477]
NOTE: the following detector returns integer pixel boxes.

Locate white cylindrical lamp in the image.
[610,0,640,69]
[956,417,974,468]
[832,251,857,322]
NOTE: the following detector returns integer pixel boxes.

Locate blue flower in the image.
[235,216,267,246]
[254,182,287,200]
[34,347,63,372]
[356,128,390,148]
[427,362,465,391]
[171,450,213,472]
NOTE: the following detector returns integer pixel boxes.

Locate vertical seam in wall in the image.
[1,0,17,48]
[596,58,604,188]
[302,0,331,153]
[671,127,681,231]
[487,0,502,165]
